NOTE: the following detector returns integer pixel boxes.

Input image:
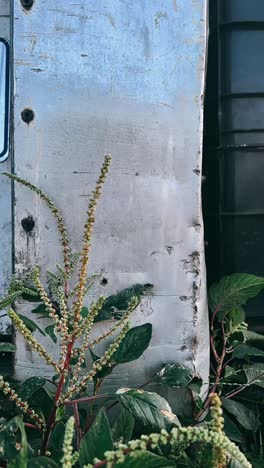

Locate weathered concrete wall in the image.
[12,0,209,397]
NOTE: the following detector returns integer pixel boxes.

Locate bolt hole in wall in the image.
[203,0,264,332]
[100,277,108,286]
[21,108,34,124]
[21,216,35,233]
[20,0,34,12]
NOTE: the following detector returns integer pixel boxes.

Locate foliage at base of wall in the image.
[0,159,264,466]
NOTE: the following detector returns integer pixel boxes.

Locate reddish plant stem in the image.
[210,363,217,375]
[65,394,109,406]
[210,304,222,332]
[41,339,74,455]
[225,385,246,400]
[195,321,227,421]
[210,334,220,363]
[73,403,82,449]
[210,304,222,363]
[222,358,233,370]
[24,422,41,431]
[138,378,155,389]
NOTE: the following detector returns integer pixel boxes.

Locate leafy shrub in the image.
[0,158,256,467]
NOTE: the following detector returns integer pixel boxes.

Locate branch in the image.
[65,394,109,406]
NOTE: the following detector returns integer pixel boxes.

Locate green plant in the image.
[0,160,255,467]
[195,273,264,464]
[0,157,157,464]
[0,393,252,467]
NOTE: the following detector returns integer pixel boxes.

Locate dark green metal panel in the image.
[203,0,264,331]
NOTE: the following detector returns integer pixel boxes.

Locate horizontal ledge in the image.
[204,144,264,152]
[205,212,264,217]
[220,21,264,31]
[221,93,264,99]
[222,129,264,135]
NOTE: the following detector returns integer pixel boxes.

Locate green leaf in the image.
[154,363,199,388]
[112,408,135,443]
[18,377,46,401]
[244,454,264,468]
[188,377,203,394]
[80,306,89,318]
[90,321,150,384]
[95,284,153,322]
[79,408,113,465]
[218,307,245,324]
[17,314,45,336]
[89,348,114,381]
[48,422,65,462]
[28,387,53,421]
[221,366,244,385]
[27,457,59,467]
[31,302,60,318]
[114,389,180,432]
[226,308,245,328]
[222,398,259,431]
[116,451,175,467]
[232,344,264,359]
[31,304,50,317]
[224,414,243,443]
[113,323,152,364]
[0,342,16,352]
[0,429,18,462]
[209,273,264,315]
[8,416,28,468]
[243,363,264,388]
[0,291,24,310]
[45,324,57,343]
[21,289,41,302]
[224,366,237,378]
[240,330,264,343]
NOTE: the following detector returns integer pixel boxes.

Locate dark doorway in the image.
[203,0,264,331]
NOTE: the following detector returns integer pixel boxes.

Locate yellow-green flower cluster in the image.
[54,284,72,364]
[72,297,105,381]
[87,297,139,349]
[61,416,75,468]
[32,267,61,330]
[72,155,111,324]
[8,308,61,374]
[0,376,45,430]
[93,425,251,468]
[87,398,251,467]
[0,289,30,310]
[209,394,226,467]
[61,318,129,403]
[74,296,105,339]
[71,297,138,363]
[210,393,225,433]
[3,172,71,276]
